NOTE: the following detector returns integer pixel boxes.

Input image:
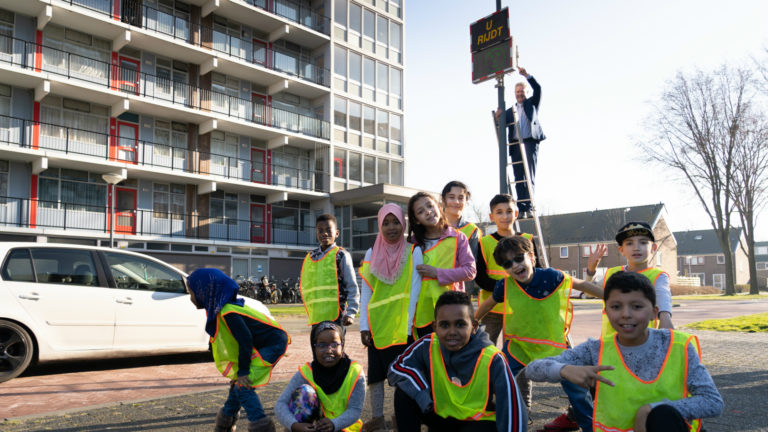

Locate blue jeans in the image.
[503,341,593,432]
[222,382,265,422]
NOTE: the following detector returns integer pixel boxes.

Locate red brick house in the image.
[675,229,750,289]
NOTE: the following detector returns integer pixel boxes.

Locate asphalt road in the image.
[1,297,766,425]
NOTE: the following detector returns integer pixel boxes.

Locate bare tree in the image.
[641,66,757,295]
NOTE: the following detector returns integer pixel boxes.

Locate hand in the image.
[416,264,438,279]
[313,417,334,432]
[360,330,372,347]
[291,423,316,432]
[494,107,502,121]
[633,404,652,432]
[658,312,674,329]
[517,66,529,77]
[235,375,251,388]
[587,244,607,274]
[342,315,354,326]
[559,365,615,389]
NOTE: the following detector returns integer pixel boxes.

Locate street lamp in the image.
[102,169,127,248]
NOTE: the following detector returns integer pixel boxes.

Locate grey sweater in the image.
[525,329,723,420]
[275,365,366,431]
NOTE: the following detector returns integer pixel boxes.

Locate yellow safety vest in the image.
[594,330,702,432]
[503,272,573,365]
[601,266,664,335]
[359,245,414,348]
[300,247,341,325]
[478,233,533,314]
[430,336,498,421]
[300,361,364,432]
[211,303,289,387]
[413,236,458,330]
[458,221,482,242]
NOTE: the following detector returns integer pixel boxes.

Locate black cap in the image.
[615,221,655,245]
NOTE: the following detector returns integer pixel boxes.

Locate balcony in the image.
[0,35,330,141]
[0,196,315,246]
[0,114,328,193]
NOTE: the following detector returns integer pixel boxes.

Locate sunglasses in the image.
[501,254,527,269]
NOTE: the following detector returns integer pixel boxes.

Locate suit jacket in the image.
[505,76,546,143]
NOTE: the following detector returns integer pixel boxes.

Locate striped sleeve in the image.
[387,334,434,412]
[490,352,527,432]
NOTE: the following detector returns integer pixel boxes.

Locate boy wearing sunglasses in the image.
[476,236,603,431]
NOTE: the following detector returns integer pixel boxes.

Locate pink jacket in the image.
[424,226,477,291]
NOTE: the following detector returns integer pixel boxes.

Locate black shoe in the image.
[518,210,533,219]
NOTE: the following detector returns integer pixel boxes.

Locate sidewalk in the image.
[2,330,767,431]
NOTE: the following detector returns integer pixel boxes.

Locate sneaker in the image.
[362,416,386,432]
[542,413,579,431]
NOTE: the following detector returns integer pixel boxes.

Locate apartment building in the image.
[0,0,405,279]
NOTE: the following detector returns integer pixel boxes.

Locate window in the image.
[334,97,347,127]
[334,148,346,178]
[334,0,346,25]
[153,183,185,219]
[211,190,237,225]
[30,248,98,286]
[104,251,185,293]
[0,159,7,203]
[712,274,725,290]
[349,102,361,132]
[390,161,402,185]
[38,168,106,211]
[349,3,362,34]
[691,273,705,285]
[757,246,768,255]
[349,152,361,181]
[377,62,388,99]
[334,46,347,76]
[363,8,375,50]
[716,255,725,264]
[211,130,239,170]
[757,262,768,270]
[390,21,402,62]
[377,158,388,183]
[0,9,13,56]
[560,246,568,259]
[390,68,402,108]
[364,155,375,183]
[376,15,388,48]
[1,248,35,282]
[154,120,187,159]
[348,51,362,96]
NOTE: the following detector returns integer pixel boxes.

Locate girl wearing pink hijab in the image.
[358,203,423,431]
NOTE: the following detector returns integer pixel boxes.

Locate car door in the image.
[3,247,115,351]
[102,251,207,350]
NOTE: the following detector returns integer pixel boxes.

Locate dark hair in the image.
[434,290,474,319]
[407,192,448,248]
[316,213,338,226]
[441,180,470,201]
[489,193,515,211]
[604,271,656,306]
[493,235,534,265]
[310,320,345,347]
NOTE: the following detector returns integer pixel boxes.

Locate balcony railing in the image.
[0,114,327,192]
[0,35,330,140]
[0,196,315,246]
[62,0,330,38]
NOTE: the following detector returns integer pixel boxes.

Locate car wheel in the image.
[579,292,587,299]
[0,320,35,383]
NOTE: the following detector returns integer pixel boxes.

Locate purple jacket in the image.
[429,226,477,291]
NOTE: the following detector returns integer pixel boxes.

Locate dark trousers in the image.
[509,138,540,213]
[646,404,693,432]
[393,388,496,432]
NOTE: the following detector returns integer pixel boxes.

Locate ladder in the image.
[493,108,549,268]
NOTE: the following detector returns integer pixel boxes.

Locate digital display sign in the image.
[470,8,510,53]
[472,38,514,84]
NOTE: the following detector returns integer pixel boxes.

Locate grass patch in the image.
[672,293,768,300]
[266,305,307,316]
[684,312,768,333]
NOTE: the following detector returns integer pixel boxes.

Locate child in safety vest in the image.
[407,192,476,338]
[275,321,366,432]
[387,291,527,432]
[476,236,603,432]
[300,213,360,327]
[525,271,723,432]
[186,268,290,432]
[358,203,422,432]
[586,221,675,332]
[474,193,541,345]
[441,180,482,266]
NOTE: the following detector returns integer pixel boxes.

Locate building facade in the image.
[675,228,750,289]
[0,0,404,279]
[518,204,678,282]
[756,241,767,290]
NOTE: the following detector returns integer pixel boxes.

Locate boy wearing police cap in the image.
[586,221,674,330]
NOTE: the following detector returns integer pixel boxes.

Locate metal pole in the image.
[110,184,115,248]
[495,0,507,194]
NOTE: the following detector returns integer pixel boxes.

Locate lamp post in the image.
[102,170,127,248]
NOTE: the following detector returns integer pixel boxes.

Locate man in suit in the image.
[495,67,545,218]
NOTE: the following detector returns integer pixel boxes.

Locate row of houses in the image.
[511,204,765,290]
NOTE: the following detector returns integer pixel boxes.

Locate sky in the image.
[402,1,768,240]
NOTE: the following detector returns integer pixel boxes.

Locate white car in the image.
[0,243,266,382]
